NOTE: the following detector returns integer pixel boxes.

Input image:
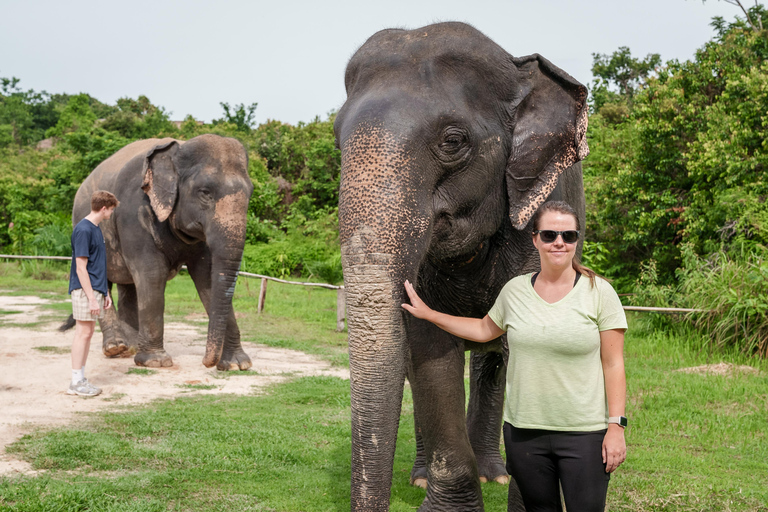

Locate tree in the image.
[584,6,768,287]
[703,0,765,31]
[213,102,258,133]
[0,77,60,147]
[590,47,661,111]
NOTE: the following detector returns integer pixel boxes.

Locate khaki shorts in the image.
[71,289,105,321]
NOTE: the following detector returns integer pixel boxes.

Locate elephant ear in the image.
[141,140,179,223]
[505,54,589,230]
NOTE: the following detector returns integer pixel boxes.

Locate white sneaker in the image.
[67,379,102,397]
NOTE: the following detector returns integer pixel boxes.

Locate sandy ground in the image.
[0,294,349,477]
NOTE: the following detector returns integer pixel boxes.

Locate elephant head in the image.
[140,134,254,368]
[334,22,588,509]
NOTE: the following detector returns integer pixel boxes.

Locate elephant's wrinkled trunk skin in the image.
[202,251,242,368]
[202,190,249,368]
[344,255,407,511]
[340,123,431,511]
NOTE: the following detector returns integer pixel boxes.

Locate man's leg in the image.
[68,320,101,396]
[72,320,95,373]
[68,288,102,396]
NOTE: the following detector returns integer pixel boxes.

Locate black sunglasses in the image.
[533,230,580,244]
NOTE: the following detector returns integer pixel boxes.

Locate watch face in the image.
[619,416,628,427]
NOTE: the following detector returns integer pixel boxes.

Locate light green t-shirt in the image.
[488,273,628,431]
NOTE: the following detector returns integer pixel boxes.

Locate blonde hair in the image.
[532,200,599,287]
[91,190,119,212]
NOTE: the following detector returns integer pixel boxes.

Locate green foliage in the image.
[585,6,768,287]
[100,95,177,139]
[242,208,341,282]
[590,46,661,110]
[0,77,61,148]
[44,94,97,138]
[213,102,258,133]
[679,245,768,357]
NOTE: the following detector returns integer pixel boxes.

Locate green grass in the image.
[176,383,218,390]
[1,267,767,510]
[609,316,768,511]
[126,368,157,376]
[162,268,349,367]
[31,346,70,355]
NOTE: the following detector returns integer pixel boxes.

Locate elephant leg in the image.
[99,283,129,357]
[467,350,509,484]
[409,377,428,489]
[115,283,140,354]
[187,258,251,371]
[132,266,173,368]
[409,324,483,511]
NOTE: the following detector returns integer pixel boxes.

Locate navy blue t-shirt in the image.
[68,218,108,295]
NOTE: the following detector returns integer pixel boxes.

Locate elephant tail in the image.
[58,314,76,332]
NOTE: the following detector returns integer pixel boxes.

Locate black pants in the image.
[504,422,610,512]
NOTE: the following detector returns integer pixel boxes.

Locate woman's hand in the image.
[602,424,626,473]
[402,280,434,320]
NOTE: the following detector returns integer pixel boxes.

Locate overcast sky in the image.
[1,0,744,125]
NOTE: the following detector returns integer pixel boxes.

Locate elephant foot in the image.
[410,459,428,489]
[410,469,428,489]
[216,346,252,371]
[134,350,173,368]
[476,454,509,485]
[103,339,128,357]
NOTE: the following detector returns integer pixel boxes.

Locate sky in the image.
[0,0,746,125]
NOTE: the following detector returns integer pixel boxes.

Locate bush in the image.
[680,245,768,358]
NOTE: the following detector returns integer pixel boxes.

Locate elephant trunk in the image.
[202,250,243,368]
[340,123,432,510]
[202,190,249,368]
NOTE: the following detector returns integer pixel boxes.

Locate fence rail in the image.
[0,254,347,331]
[1,254,711,322]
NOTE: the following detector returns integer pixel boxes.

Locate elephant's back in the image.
[73,138,179,223]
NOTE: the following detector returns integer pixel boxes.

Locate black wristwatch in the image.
[608,416,628,428]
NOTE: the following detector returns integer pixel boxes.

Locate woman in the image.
[402,200,627,511]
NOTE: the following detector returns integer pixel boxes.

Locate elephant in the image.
[71,134,254,370]
[334,22,588,511]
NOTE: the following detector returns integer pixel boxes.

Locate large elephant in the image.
[72,134,254,370]
[334,22,588,511]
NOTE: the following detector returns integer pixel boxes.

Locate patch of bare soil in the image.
[0,295,349,477]
[677,362,760,376]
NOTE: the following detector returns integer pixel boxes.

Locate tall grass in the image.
[629,245,768,358]
[680,248,768,357]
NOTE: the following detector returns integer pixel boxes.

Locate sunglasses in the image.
[533,230,580,244]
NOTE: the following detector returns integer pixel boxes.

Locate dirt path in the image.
[0,294,349,477]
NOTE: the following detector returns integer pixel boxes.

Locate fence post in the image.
[336,287,346,332]
[258,278,267,313]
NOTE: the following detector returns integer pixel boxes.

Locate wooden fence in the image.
[0,254,347,331]
[0,255,710,329]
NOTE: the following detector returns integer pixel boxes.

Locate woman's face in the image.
[533,211,579,271]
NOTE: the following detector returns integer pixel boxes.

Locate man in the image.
[67,190,118,397]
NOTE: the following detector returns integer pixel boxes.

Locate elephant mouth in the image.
[169,213,200,245]
[427,240,488,270]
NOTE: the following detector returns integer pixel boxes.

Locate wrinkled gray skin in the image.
[334,22,588,511]
[72,134,254,370]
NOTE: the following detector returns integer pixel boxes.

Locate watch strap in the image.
[608,416,628,428]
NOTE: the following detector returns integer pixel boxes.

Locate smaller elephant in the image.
[71,134,254,370]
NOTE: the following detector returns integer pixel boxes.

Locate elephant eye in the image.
[198,189,213,204]
[439,127,468,154]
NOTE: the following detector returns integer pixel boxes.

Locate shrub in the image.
[679,245,768,358]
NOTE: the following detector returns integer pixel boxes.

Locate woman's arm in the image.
[401,280,505,343]
[600,328,627,473]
